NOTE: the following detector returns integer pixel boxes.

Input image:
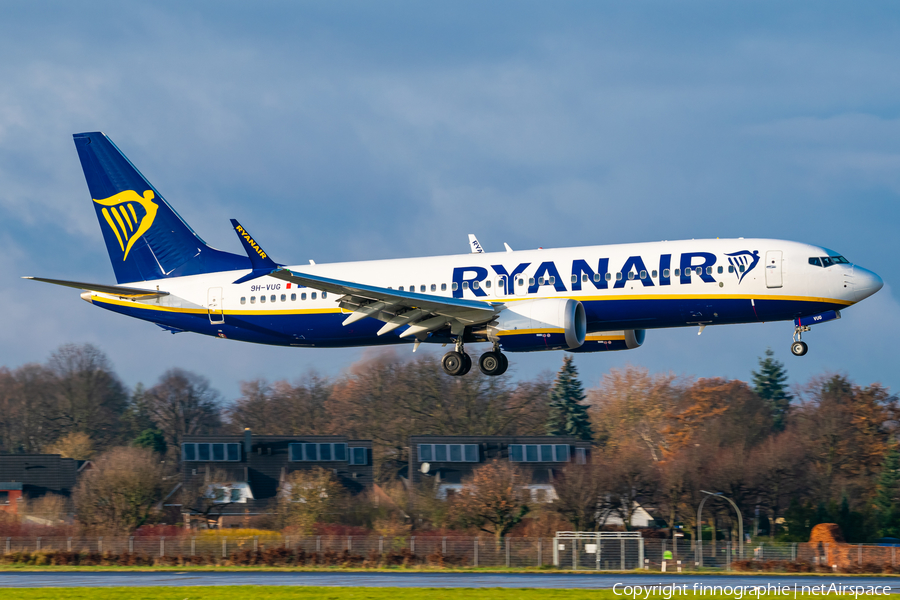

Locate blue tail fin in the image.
[73,132,250,284]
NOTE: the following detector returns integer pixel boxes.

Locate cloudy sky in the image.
[1,2,897,399]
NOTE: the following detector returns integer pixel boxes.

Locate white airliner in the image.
[27,132,884,376]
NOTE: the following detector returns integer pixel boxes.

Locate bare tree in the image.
[227,374,332,434]
[449,459,530,541]
[277,467,345,534]
[75,447,171,533]
[182,467,245,529]
[552,462,607,531]
[144,369,222,460]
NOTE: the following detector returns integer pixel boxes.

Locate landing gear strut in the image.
[791,325,809,356]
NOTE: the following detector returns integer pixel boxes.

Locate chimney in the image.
[244,428,252,454]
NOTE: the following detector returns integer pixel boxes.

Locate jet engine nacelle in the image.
[568,329,646,353]
[488,298,586,352]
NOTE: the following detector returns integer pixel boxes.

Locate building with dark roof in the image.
[179,429,373,528]
[409,435,591,502]
[0,454,80,515]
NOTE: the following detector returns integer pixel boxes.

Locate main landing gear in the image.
[442,341,508,377]
[791,324,809,356]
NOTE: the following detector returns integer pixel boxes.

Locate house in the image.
[409,435,591,503]
[179,429,373,528]
[0,454,80,516]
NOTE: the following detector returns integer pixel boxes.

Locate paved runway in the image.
[0,571,897,589]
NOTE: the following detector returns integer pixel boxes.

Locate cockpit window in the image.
[810,255,849,267]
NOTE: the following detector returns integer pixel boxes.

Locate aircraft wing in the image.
[23,276,169,299]
[269,268,501,339]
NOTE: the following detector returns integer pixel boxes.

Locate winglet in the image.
[230,219,278,270]
[468,234,484,254]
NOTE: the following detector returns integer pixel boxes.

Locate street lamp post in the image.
[696,491,743,567]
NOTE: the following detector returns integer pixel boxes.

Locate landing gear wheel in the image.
[479,351,504,376]
[497,352,509,375]
[442,351,465,376]
[791,341,808,356]
[460,353,472,376]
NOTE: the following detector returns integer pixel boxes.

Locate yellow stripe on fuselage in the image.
[90,295,342,316]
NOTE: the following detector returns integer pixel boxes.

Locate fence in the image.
[1,536,899,570]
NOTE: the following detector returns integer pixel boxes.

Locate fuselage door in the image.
[495,276,507,298]
[515,274,528,296]
[765,251,783,288]
[208,287,225,324]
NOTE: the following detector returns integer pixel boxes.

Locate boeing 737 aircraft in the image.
[27,132,884,377]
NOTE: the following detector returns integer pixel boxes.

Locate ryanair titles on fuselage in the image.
[451,250,760,298]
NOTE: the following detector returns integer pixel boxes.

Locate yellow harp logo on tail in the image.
[93,190,159,260]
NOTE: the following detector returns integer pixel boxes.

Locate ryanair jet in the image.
[26,132,884,377]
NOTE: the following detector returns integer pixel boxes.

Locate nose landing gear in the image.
[791,324,810,356]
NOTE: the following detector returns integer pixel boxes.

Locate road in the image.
[0,571,896,589]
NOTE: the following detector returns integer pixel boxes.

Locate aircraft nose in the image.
[854,266,884,302]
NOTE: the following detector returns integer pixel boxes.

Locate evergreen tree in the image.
[752,348,792,430]
[874,444,900,538]
[546,355,593,441]
[132,429,168,456]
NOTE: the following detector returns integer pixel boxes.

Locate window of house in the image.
[417,444,479,463]
[509,444,571,462]
[349,447,367,465]
[288,442,348,462]
[0,491,8,505]
[182,443,241,462]
[575,448,587,464]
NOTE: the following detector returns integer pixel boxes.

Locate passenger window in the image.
[517,278,524,287]
[399,286,404,291]
[675,269,681,277]
[240,297,246,305]
[717,266,723,274]
[592,273,600,282]
[281,294,286,302]
[651,270,658,278]
[616,272,623,281]
[291,293,296,301]
[663,269,669,278]
[250,296,256,304]
[529,278,535,286]
[739,265,745,272]
[441,283,447,291]
[301,293,307,300]
[311,292,317,300]
[706,267,712,275]
[640,270,647,279]
[696,267,703,276]
[485,280,491,288]
[409,284,414,291]
[270,295,276,302]
[728,266,734,273]
[420,285,426,292]
[322,292,327,299]
[538,277,544,285]
[260,295,266,303]
[462,282,469,290]
[452,283,458,291]
[472,281,480,290]
[571,275,578,284]
[549,276,556,284]
[431,284,436,292]
[605,273,612,281]
[583,274,588,282]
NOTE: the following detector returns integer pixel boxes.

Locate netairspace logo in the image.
[612,583,892,599]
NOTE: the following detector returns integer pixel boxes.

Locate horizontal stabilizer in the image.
[23,276,169,299]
